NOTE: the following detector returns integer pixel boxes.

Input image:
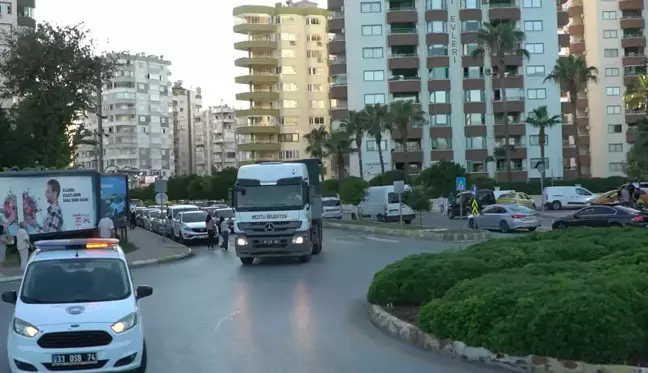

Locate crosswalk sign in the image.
[456,177,466,192]
[471,199,479,215]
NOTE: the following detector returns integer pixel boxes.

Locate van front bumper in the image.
[235,233,311,258]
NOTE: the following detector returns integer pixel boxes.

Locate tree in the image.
[473,22,530,182]
[364,103,392,175]
[544,55,598,179]
[626,118,648,179]
[322,179,339,197]
[368,170,406,186]
[404,186,432,227]
[624,74,648,111]
[305,126,329,159]
[339,177,368,206]
[340,110,368,177]
[418,160,466,197]
[525,105,561,178]
[0,23,116,168]
[324,129,354,180]
[389,100,426,179]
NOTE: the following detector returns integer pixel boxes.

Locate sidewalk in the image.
[0,228,193,282]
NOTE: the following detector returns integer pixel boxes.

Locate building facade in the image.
[201,105,238,173]
[563,0,646,177]
[0,0,36,51]
[329,0,572,181]
[77,54,175,178]
[233,2,331,168]
[171,82,203,176]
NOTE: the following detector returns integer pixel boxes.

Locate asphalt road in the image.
[0,228,502,373]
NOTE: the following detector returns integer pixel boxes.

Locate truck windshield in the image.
[236,184,305,212]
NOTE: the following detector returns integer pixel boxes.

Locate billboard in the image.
[0,175,97,235]
[100,175,128,228]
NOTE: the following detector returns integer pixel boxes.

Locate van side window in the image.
[576,188,592,196]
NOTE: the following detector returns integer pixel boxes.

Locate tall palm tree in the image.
[544,55,598,179]
[364,103,392,174]
[304,126,329,159]
[339,110,368,177]
[389,100,426,178]
[624,74,648,112]
[472,21,530,182]
[525,105,561,179]
[324,129,354,180]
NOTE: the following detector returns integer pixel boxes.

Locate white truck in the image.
[231,159,323,265]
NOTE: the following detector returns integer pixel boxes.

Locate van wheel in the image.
[351,213,357,220]
[551,201,562,210]
[377,214,384,222]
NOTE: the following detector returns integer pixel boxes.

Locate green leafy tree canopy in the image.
[418,160,466,196]
[339,177,368,206]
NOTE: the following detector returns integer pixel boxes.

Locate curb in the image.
[0,248,194,283]
[368,304,642,373]
[324,222,490,242]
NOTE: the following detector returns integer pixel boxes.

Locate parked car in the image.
[149,210,166,235]
[172,210,209,244]
[468,204,540,232]
[544,186,596,210]
[448,189,496,219]
[496,191,536,209]
[552,205,648,229]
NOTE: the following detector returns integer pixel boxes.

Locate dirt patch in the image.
[383,305,420,324]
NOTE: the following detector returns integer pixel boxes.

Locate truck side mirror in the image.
[304,183,311,200]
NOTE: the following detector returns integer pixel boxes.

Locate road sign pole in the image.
[399,192,403,231]
[459,198,463,230]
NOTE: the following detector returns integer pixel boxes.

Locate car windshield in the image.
[215,209,234,218]
[323,199,341,207]
[507,205,535,213]
[182,212,207,222]
[172,207,198,218]
[236,184,304,211]
[20,258,131,304]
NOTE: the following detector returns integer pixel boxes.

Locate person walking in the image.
[98,214,115,238]
[205,213,216,250]
[16,222,30,271]
[219,216,229,251]
[0,225,9,266]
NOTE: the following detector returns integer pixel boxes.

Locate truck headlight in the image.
[13,318,39,338]
[292,236,304,244]
[111,312,137,334]
[236,237,248,246]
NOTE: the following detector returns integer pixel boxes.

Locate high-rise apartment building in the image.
[17,0,36,28]
[233,1,331,167]
[329,0,572,181]
[562,0,645,177]
[201,105,238,173]
[77,54,175,178]
[171,82,203,176]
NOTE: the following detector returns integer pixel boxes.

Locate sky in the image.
[38,0,325,108]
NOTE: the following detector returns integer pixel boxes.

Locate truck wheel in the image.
[299,254,312,263]
[312,225,322,255]
[240,258,254,265]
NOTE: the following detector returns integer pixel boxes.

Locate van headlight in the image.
[292,236,304,244]
[111,313,137,333]
[13,318,39,338]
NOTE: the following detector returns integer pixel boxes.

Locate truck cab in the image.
[232,161,323,265]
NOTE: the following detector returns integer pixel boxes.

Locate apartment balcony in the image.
[387,0,417,23]
[495,171,528,182]
[236,107,280,117]
[621,15,645,30]
[622,52,646,66]
[619,0,643,11]
[392,150,423,164]
[232,9,277,35]
[235,74,279,84]
[569,39,585,54]
[238,141,281,152]
[626,109,646,124]
[566,0,583,17]
[389,75,421,93]
[235,91,279,101]
[388,24,418,46]
[234,40,277,52]
[627,127,637,144]
[488,0,521,21]
[329,56,346,75]
[331,101,348,121]
[329,34,346,55]
[392,124,422,140]
[234,56,278,68]
[567,23,584,35]
[621,33,646,49]
[493,123,526,136]
[557,10,569,27]
[236,124,281,135]
[328,0,343,10]
[329,11,344,32]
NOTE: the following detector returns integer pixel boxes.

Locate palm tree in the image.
[525,105,561,178]
[324,129,354,180]
[340,110,368,177]
[472,21,530,182]
[389,100,426,178]
[304,126,329,159]
[544,55,598,179]
[624,74,648,112]
[364,103,392,174]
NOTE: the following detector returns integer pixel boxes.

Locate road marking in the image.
[328,238,362,245]
[366,236,399,243]
[214,310,239,332]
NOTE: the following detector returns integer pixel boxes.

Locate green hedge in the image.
[367,228,648,363]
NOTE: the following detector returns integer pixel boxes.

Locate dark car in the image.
[448,189,496,219]
[552,205,648,229]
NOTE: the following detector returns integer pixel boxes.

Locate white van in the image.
[358,185,415,223]
[544,186,596,210]
[322,197,343,219]
[165,204,200,237]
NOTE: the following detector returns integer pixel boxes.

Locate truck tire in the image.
[240,258,254,265]
[312,222,322,255]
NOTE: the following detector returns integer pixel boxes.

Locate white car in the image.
[2,238,152,373]
[172,210,209,244]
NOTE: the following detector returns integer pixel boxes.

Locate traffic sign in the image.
[155,193,168,205]
[456,176,466,192]
[471,199,479,215]
[393,180,405,194]
[471,184,478,197]
[154,180,167,194]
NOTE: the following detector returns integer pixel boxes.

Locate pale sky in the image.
[38,0,325,108]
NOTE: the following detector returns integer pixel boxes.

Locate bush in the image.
[367,228,648,363]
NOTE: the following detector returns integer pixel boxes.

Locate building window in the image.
[309,100,325,109]
[279,82,297,91]
[607,105,622,114]
[361,2,381,12]
[466,136,486,149]
[608,143,623,152]
[463,43,478,56]
[306,17,321,25]
[606,87,621,96]
[282,100,298,108]
[362,47,384,58]
[431,114,450,126]
[529,135,548,145]
[530,158,549,169]
[280,150,300,159]
[430,91,449,103]
[308,84,323,92]
[464,90,484,102]
[363,70,385,81]
[308,67,324,75]
[522,0,541,7]
[309,117,326,125]
[524,20,543,31]
[526,65,545,76]
[525,43,544,54]
[279,133,299,142]
[307,34,323,42]
[462,0,478,9]
[427,21,447,33]
[282,49,296,58]
[604,49,619,57]
[278,116,299,126]
[527,88,547,100]
[602,11,617,20]
[603,30,618,39]
[278,65,297,75]
[306,50,322,58]
[429,67,449,79]
[609,162,624,172]
[361,25,383,36]
[462,20,480,32]
[466,160,485,173]
[608,124,622,133]
[605,68,620,77]
[427,44,448,56]
[427,0,446,9]
[366,140,387,151]
[364,93,386,104]
[432,138,452,150]
[465,113,485,126]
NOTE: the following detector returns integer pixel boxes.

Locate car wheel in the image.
[528,227,537,232]
[499,220,509,233]
[351,213,357,220]
[552,201,562,210]
[134,341,147,373]
[240,257,254,265]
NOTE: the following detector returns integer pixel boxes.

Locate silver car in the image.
[469,204,541,232]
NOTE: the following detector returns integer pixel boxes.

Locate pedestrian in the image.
[205,213,216,250]
[98,214,115,238]
[621,186,631,207]
[0,225,9,266]
[16,222,30,271]
[227,217,234,235]
[219,216,229,250]
[129,210,137,230]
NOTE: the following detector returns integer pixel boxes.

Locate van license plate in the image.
[52,352,98,366]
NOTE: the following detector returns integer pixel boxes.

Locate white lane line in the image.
[328,238,362,245]
[366,236,399,243]
[214,310,239,332]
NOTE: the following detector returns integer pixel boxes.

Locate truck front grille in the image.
[238,220,302,234]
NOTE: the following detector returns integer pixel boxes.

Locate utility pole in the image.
[95,57,105,173]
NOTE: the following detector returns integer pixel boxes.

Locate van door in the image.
[385,191,403,217]
[573,187,594,206]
